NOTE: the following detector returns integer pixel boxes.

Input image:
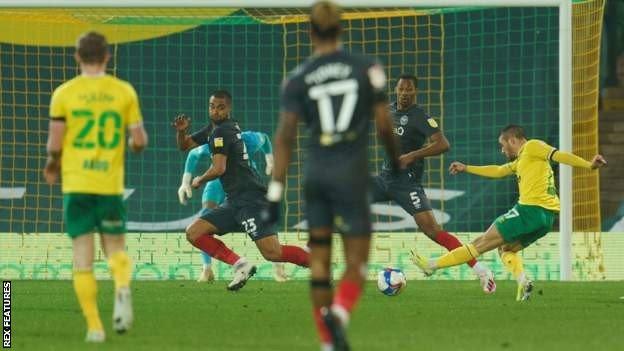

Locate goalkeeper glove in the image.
[265,154,274,175]
[178,172,193,205]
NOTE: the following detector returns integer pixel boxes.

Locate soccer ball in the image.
[377,268,407,296]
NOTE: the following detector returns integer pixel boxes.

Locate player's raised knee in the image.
[185,223,202,243]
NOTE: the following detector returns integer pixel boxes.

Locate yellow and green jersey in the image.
[504,139,560,212]
[49,74,142,195]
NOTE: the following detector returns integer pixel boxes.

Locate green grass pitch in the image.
[10,280,624,350]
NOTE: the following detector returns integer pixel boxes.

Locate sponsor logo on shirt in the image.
[427,118,438,128]
[400,115,408,126]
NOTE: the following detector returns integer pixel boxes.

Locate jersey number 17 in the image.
[308,79,359,142]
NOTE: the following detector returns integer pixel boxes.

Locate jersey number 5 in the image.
[308,79,359,136]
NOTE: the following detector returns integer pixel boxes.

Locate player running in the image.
[43,31,148,342]
[264,1,400,350]
[371,74,496,294]
[411,125,607,301]
[182,89,309,291]
[176,127,288,282]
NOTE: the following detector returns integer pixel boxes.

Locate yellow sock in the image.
[501,251,526,282]
[108,251,132,291]
[73,270,103,332]
[435,244,480,269]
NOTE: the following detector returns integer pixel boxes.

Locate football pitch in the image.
[11,280,624,351]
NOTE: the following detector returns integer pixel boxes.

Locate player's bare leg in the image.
[254,235,310,267]
[185,218,252,291]
[414,210,496,293]
[197,202,218,283]
[314,234,370,351]
[197,252,215,283]
[498,243,533,301]
[101,234,133,333]
[327,235,371,351]
[308,228,337,351]
[72,233,105,342]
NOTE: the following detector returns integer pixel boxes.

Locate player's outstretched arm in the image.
[191,154,226,189]
[374,102,401,172]
[552,151,607,170]
[399,131,450,168]
[171,114,198,151]
[449,161,512,178]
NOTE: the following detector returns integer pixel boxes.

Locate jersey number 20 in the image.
[308,79,359,135]
[72,109,122,149]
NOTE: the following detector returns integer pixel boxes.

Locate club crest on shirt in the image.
[400,115,409,126]
[427,118,438,128]
[214,137,224,147]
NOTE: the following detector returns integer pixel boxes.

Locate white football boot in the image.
[227,260,257,291]
[113,286,133,333]
[516,279,534,302]
[478,269,497,294]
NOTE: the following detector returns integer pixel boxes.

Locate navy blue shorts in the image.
[370,172,432,215]
[303,176,371,236]
[199,191,276,241]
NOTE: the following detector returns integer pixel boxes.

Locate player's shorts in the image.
[304,175,371,236]
[63,193,126,238]
[494,203,556,248]
[199,190,276,241]
[370,171,432,215]
[202,179,225,204]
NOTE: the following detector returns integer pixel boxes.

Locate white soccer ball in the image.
[377,268,407,296]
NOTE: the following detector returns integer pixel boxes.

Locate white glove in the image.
[178,172,193,205]
[265,154,274,176]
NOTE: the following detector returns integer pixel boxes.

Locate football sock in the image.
[434,231,477,267]
[73,270,103,332]
[279,245,310,267]
[471,261,490,276]
[193,234,240,265]
[332,279,362,326]
[501,251,527,283]
[313,307,332,344]
[311,279,333,345]
[435,244,480,269]
[108,251,131,291]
